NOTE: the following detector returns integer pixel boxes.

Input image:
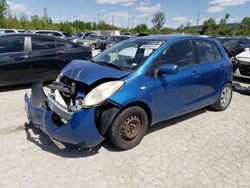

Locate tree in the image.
[201,18,218,36]
[152,12,165,30]
[133,24,148,33]
[220,13,230,25]
[0,0,8,18]
[242,17,250,27]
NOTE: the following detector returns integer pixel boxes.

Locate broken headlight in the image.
[81,81,124,108]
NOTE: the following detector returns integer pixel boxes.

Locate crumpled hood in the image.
[61,60,129,85]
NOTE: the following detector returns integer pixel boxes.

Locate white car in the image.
[0,29,19,35]
[234,48,250,79]
[31,30,72,39]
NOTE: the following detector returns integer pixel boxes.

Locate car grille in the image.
[239,65,250,76]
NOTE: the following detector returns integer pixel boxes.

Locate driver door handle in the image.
[192,71,201,78]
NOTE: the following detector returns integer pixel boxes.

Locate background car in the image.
[71,32,95,43]
[218,37,250,79]
[99,35,130,51]
[0,33,92,86]
[28,30,72,39]
[77,34,108,50]
[217,37,250,55]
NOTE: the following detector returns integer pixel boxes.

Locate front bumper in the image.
[24,82,105,148]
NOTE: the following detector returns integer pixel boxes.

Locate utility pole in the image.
[132,14,134,29]
[98,12,101,23]
[196,10,200,32]
[112,14,114,26]
[127,0,131,32]
[59,13,62,23]
[43,7,48,22]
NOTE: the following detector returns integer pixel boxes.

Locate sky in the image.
[6,0,250,28]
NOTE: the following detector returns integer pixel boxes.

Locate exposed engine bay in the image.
[47,75,90,112]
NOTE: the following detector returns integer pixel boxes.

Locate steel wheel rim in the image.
[121,115,142,142]
[220,86,232,107]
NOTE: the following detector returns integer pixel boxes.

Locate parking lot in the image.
[0,80,249,188]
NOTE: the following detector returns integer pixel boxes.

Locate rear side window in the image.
[195,40,222,63]
[0,37,24,53]
[56,39,66,49]
[157,40,196,68]
[32,37,56,51]
[52,32,62,37]
[4,30,15,33]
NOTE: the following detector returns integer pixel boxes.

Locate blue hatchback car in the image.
[25,35,233,150]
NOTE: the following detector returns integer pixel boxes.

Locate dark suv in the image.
[0,34,92,86]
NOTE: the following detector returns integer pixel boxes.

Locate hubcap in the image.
[220,86,232,107]
[121,115,142,141]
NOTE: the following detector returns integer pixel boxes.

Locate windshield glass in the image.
[218,38,240,51]
[75,33,84,38]
[86,35,98,40]
[92,38,165,71]
[108,36,121,41]
[63,32,72,37]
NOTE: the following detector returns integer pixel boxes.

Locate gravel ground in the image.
[0,80,249,188]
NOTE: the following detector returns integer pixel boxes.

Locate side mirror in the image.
[158,64,178,75]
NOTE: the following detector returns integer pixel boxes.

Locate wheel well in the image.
[122,101,152,126]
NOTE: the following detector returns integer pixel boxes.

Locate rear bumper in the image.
[24,82,105,148]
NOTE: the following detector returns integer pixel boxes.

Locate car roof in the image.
[0,33,67,40]
[35,30,63,33]
[217,37,247,39]
[136,34,215,42]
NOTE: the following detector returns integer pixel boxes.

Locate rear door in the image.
[0,36,30,86]
[193,39,226,107]
[30,36,61,81]
[65,42,91,61]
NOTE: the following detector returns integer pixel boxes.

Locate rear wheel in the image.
[211,83,232,111]
[109,106,148,150]
[90,43,96,50]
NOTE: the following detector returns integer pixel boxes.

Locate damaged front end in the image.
[24,60,130,148]
[24,77,120,148]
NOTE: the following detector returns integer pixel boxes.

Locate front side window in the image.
[32,37,56,51]
[156,40,195,68]
[195,40,222,63]
[0,37,24,53]
[92,39,165,71]
[243,38,250,46]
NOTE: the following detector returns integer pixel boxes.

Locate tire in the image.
[211,83,233,111]
[90,43,96,50]
[109,106,148,150]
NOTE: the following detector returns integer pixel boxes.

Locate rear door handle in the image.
[192,71,201,78]
[15,55,28,61]
[58,51,66,55]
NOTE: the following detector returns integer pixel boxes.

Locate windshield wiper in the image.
[90,60,124,71]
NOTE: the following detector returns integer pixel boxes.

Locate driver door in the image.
[154,40,201,122]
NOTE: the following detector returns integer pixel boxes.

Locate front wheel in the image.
[211,83,233,111]
[109,106,148,150]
